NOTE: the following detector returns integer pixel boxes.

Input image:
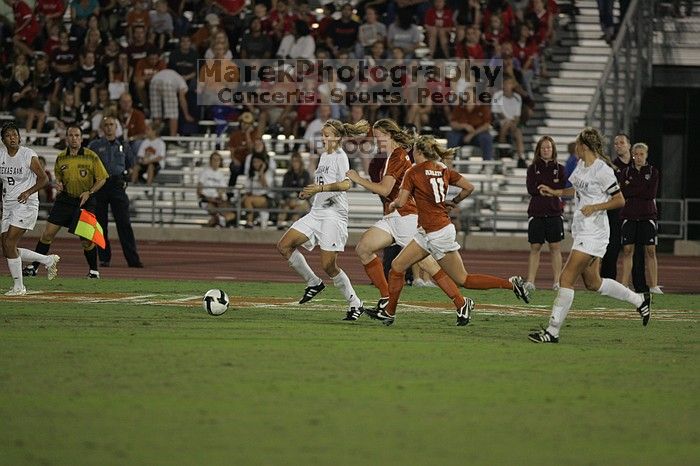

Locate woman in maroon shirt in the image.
[525,136,566,292]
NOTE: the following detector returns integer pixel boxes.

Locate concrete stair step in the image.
[543,77,601,87]
[559,38,610,47]
[525,127,582,137]
[567,22,607,32]
[528,118,587,128]
[541,86,596,95]
[541,94,596,103]
[539,102,590,112]
[552,69,604,79]
[550,61,606,71]
[552,53,610,63]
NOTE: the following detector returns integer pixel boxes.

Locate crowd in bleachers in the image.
[1,0,562,227]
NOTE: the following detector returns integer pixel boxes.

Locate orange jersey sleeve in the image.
[403,161,453,233]
[382,147,417,216]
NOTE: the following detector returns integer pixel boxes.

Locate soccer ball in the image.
[203,289,229,316]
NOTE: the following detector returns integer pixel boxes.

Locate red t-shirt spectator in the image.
[482,4,516,37]
[513,38,539,69]
[424,6,454,28]
[36,0,66,19]
[269,9,298,38]
[455,42,485,59]
[13,0,40,45]
[215,0,245,15]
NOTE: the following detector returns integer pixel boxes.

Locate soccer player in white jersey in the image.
[276,119,369,317]
[0,123,60,296]
[528,127,651,343]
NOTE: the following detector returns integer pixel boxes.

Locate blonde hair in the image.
[323,119,370,138]
[414,135,456,161]
[632,142,648,153]
[576,127,614,168]
[372,119,414,149]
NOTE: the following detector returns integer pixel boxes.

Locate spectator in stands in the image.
[277,151,311,229]
[242,152,274,228]
[239,17,273,59]
[492,77,524,162]
[108,52,133,101]
[455,25,485,59]
[205,30,233,59]
[596,0,615,43]
[446,96,494,160]
[168,35,198,87]
[357,6,387,56]
[304,104,331,156]
[191,13,221,52]
[269,0,298,44]
[564,141,577,186]
[387,8,421,57]
[6,0,41,56]
[83,27,104,55]
[99,37,121,68]
[42,21,62,55]
[525,135,565,293]
[134,48,166,113]
[527,0,554,48]
[454,0,482,43]
[325,3,360,56]
[483,0,515,37]
[150,0,174,50]
[294,77,319,137]
[50,30,78,101]
[36,0,67,33]
[99,0,123,34]
[277,19,315,58]
[512,22,538,95]
[89,115,144,267]
[620,142,661,293]
[51,91,81,149]
[482,12,510,53]
[317,69,348,121]
[295,0,316,27]
[198,151,237,227]
[424,0,454,58]
[132,122,166,185]
[149,68,195,137]
[126,0,150,42]
[74,51,106,108]
[227,111,261,187]
[70,0,100,40]
[32,54,55,118]
[89,87,114,138]
[125,24,150,64]
[9,64,47,140]
[119,92,147,153]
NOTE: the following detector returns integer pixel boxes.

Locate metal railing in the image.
[585,0,656,145]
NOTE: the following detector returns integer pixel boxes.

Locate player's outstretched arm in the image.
[346,169,396,197]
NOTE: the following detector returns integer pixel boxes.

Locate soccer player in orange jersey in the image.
[366,135,530,326]
[346,119,470,323]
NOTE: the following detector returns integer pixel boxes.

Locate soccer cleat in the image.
[46,255,60,281]
[365,307,395,326]
[298,282,325,304]
[637,292,651,326]
[22,265,37,277]
[5,286,27,296]
[87,270,100,279]
[343,305,365,321]
[649,286,663,295]
[456,297,474,326]
[524,281,536,294]
[528,329,559,343]
[510,276,530,303]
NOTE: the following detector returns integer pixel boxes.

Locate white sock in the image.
[332,269,362,308]
[598,278,643,307]
[288,250,322,287]
[546,287,575,338]
[7,257,23,290]
[18,248,51,266]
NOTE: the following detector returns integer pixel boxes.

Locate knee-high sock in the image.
[83,243,98,272]
[432,270,466,308]
[18,248,51,267]
[288,250,321,287]
[546,287,575,337]
[331,269,362,308]
[32,240,51,269]
[598,278,643,307]
[364,256,389,297]
[464,274,512,290]
[386,269,406,317]
[7,257,23,289]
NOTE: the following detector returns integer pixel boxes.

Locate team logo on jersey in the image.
[80,169,87,177]
[61,165,68,171]
[645,174,650,180]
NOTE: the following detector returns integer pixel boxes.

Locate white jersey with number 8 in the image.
[0,146,39,208]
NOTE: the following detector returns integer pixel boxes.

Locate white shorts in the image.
[412,223,460,261]
[571,236,608,258]
[373,213,418,248]
[1,202,39,233]
[291,210,348,252]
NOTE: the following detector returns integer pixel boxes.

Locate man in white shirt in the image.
[492,77,524,160]
[149,68,195,137]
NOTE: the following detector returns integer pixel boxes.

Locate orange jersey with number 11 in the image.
[401,160,463,233]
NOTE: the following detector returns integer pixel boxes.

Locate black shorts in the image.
[47,193,97,228]
[528,216,565,244]
[621,219,657,246]
[137,162,161,179]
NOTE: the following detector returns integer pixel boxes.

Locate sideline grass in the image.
[1,278,698,465]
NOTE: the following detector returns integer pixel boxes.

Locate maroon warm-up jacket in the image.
[526,159,566,217]
[620,163,659,220]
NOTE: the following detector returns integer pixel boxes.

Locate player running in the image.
[276,119,369,317]
[365,135,529,326]
[0,122,58,295]
[528,127,651,343]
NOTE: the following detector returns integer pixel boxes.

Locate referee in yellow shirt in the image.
[24,125,108,278]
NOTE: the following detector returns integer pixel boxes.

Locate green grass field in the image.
[1,278,698,466]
